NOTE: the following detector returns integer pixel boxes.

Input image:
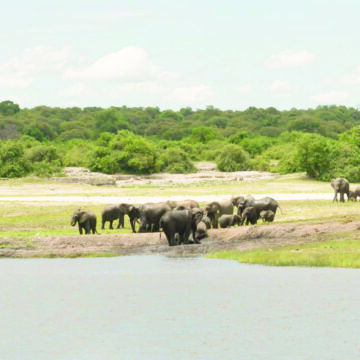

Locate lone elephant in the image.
[331,178,350,202]
[71,209,97,235]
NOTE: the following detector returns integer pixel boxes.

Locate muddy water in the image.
[0,256,359,360]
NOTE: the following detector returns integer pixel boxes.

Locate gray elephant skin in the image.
[195,221,209,241]
[219,214,241,228]
[159,209,203,246]
[101,204,140,232]
[331,178,350,202]
[260,210,275,222]
[241,207,258,225]
[71,209,97,234]
[138,202,172,232]
[237,196,279,218]
[166,200,200,210]
[204,199,234,228]
[231,195,255,208]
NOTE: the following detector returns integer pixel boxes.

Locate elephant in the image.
[331,178,350,202]
[159,209,203,246]
[71,209,97,234]
[237,196,279,218]
[138,202,171,233]
[195,221,209,241]
[231,195,255,208]
[204,199,234,228]
[219,214,242,228]
[201,215,211,229]
[260,210,275,223]
[240,207,258,225]
[101,204,140,232]
[348,191,356,201]
[166,200,200,210]
[354,186,360,201]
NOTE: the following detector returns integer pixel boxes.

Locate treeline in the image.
[1,100,360,181]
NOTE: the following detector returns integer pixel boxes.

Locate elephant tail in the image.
[277,204,283,214]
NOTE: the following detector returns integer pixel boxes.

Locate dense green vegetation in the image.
[1,100,360,180]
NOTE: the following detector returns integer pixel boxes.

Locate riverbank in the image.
[1,216,359,262]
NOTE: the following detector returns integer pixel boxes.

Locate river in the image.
[0,256,359,359]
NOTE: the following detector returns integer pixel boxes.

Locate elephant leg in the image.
[164,228,174,246]
[130,217,136,233]
[340,192,345,202]
[109,220,114,229]
[333,192,338,202]
[101,219,105,230]
[118,214,124,229]
[84,223,90,234]
[78,225,83,235]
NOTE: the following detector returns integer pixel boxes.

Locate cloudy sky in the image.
[1,0,360,110]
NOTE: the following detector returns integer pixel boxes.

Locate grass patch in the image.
[207,236,360,268]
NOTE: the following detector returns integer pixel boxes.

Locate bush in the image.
[25,145,63,177]
[89,131,158,174]
[216,144,251,172]
[0,142,31,178]
[158,147,196,173]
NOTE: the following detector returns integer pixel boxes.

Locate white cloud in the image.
[270,80,291,96]
[0,46,71,88]
[266,50,316,68]
[65,46,165,82]
[236,85,251,95]
[310,90,349,104]
[168,85,214,104]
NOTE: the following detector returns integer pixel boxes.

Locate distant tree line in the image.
[1,100,360,181]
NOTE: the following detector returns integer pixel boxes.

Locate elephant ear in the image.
[211,202,221,212]
[79,212,88,223]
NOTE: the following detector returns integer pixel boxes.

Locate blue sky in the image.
[1,0,360,110]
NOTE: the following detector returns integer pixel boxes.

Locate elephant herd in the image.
[70,196,280,246]
[331,177,360,202]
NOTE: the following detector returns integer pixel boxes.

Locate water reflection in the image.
[0,256,359,360]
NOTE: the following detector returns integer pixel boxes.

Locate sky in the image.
[1,0,360,110]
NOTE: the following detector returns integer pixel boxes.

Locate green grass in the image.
[207,237,360,268]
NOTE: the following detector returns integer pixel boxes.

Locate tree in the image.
[0,100,20,115]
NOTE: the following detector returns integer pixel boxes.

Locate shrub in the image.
[158,147,196,173]
[216,144,251,172]
[0,142,31,178]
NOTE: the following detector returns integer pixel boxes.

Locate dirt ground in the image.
[2,218,358,258]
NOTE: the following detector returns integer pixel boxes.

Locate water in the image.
[0,256,359,360]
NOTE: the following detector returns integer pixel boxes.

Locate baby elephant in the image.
[348,190,356,201]
[71,209,97,234]
[195,221,209,241]
[219,214,241,228]
[240,207,258,225]
[260,210,275,223]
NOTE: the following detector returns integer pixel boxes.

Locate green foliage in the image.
[25,145,63,177]
[0,142,30,178]
[0,100,20,115]
[157,147,196,173]
[216,144,251,172]
[90,131,158,174]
